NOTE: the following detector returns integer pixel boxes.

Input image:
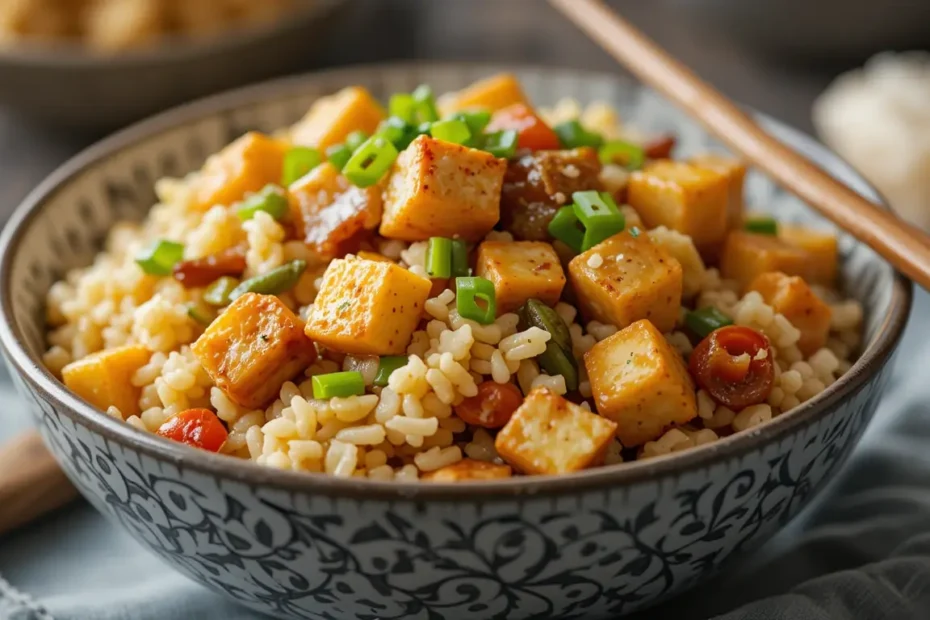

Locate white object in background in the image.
[814,52,930,231]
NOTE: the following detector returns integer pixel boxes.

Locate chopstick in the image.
[0,431,78,536]
[550,0,930,290]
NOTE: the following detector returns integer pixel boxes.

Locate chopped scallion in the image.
[450,239,469,278]
[554,120,604,149]
[236,184,289,221]
[345,130,369,152]
[547,206,584,254]
[456,276,496,325]
[429,119,471,145]
[426,237,452,278]
[281,147,321,186]
[343,137,398,188]
[203,276,239,306]
[135,240,184,276]
[412,84,440,123]
[744,216,778,235]
[373,356,408,387]
[450,110,491,135]
[326,143,353,171]
[685,307,734,339]
[312,371,366,399]
[599,140,646,170]
[376,116,416,150]
[572,190,626,251]
[389,93,416,124]
[482,129,518,159]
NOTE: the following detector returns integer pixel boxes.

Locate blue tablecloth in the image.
[2,291,929,620]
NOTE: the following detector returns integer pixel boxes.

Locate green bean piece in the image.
[518,299,573,356]
[203,276,239,306]
[229,260,307,300]
[537,342,579,392]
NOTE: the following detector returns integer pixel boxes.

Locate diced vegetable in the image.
[135,240,184,276]
[689,325,774,409]
[281,147,321,186]
[744,216,778,235]
[685,307,734,339]
[450,239,470,278]
[376,116,417,150]
[345,130,369,152]
[229,260,307,300]
[291,86,385,151]
[422,459,513,481]
[571,190,626,251]
[186,301,217,326]
[429,119,471,145]
[476,241,565,314]
[720,230,810,291]
[455,276,497,325]
[568,230,682,332]
[481,130,518,159]
[373,355,408,387]
[547,206,584,253]
[194,132,287,211]
[389,93,416,123]
[455,381,524,428]
[749,272,832,355]
[235,184,289,221]
[437,73,528,117]
[305,258,431,356]
[61,344,151,417]
[599,140,646,170]
[426,237,453,278]
[312,371,366,399]
[156,408,228,452]
[326,143,353,171]
[494,386,617,475]
[450,110,492,136]
[412,84,440,123]
[485,103,561,151]
[380,135,506,241]
[553,120,604,149]
[584,320,697,446]
[203,276,239,306]
[343,136,399,188]
[517,299,578,391]
[192,293,317,408]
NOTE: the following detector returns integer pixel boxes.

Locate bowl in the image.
[0,0,346,132]
[0,63,911,619]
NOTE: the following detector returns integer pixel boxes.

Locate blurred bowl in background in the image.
[0,0,346,132]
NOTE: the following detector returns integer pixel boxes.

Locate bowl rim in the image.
[0,0,345,68]
[0,61,912,502]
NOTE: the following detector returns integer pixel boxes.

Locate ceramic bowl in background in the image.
[0,63,911,619]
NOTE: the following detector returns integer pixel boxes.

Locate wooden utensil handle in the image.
[0,431,78,536]
[550,0,930,290]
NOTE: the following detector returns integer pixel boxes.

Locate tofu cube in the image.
[584,319,697,447]
[646,226,706,299]
[495,387,617,475]
[720,230,810,291]
[749,272,833,355]
[627,160,729,252]
[620,205,644,230]
[568,230,683,332]
[192,293,317,409]
[779,224,838,286]
[380,135,506,241]
[288,163,383,259]
[62,344,151,417]
[689,153,746,230]
[290,86,385,151]
[305,258,431,355]
[422,459,513,482]
[194,132,287,211]
[476,241,565,314]
[437,73,529,116]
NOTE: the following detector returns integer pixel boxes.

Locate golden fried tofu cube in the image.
[495,387,617,475]
[305,258,431,355]
[646,226,706,299]
[194,132,287,211]
[291,86,385,151]
[689,153,746,230]
[627,160,729,252]
[438,73,529,116]
[62,344,151,417]
[422,459,513,482]
[476,241,565,314]
[192,293,317,409]
[585,319,697,447]
[779,224,838,286]
[288,163,383,259]
[749,272,833,355]
[356,251,393,263]
[568,231,683,332]
[380,135,506,241]
[720,230,810,291]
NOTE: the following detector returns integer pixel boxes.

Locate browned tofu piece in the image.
[192,293,317,409]
[288,163,383,259]
[627,160,729,253]
[291,86,385,151]
[421,459,513,481]
[720,230,810,291]
[749,272,833,355]
[499,148,603,241]
[689,153,746,231]
[305,258,431,355]
[585,319,697,446]
[495,387,617,475]
[194,132,287,211]
[380,135,506,241]
[437,73,529,116]
[779,224,839,286]
[568,230,683,332]
[61,344,151,416]
[476,241,565,314]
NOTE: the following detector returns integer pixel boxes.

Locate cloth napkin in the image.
[2,291,929,620]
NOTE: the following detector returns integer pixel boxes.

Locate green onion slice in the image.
[482,130,518,159]
[450,239,469,278]
[376,116,416,150]
[373,356,408,388]
[326,143,353,171]
[389,93,416,124]
[203,276,239,307]
[429,119,471,145]
[345,130,369,152]
[281,147,321,186]
[312,371,366,399]
[411,84,440,123]
[450,110,491,136]
[599,140,646,170]
[685,307,734,339]
[236,184,289,221]
[547,206,584,254]
[554,120,604,149]
[135,240,184,276]
[572,190,626,251]
[744,216,778,235]
[343,137,399,188]
[425,237,452,278]
[455,276,496,325]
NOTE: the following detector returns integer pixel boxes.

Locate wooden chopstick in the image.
[550,0,930,290]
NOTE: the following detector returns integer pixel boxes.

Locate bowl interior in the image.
[0,63,907,492]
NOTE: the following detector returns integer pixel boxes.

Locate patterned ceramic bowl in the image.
[0,64,911,619]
